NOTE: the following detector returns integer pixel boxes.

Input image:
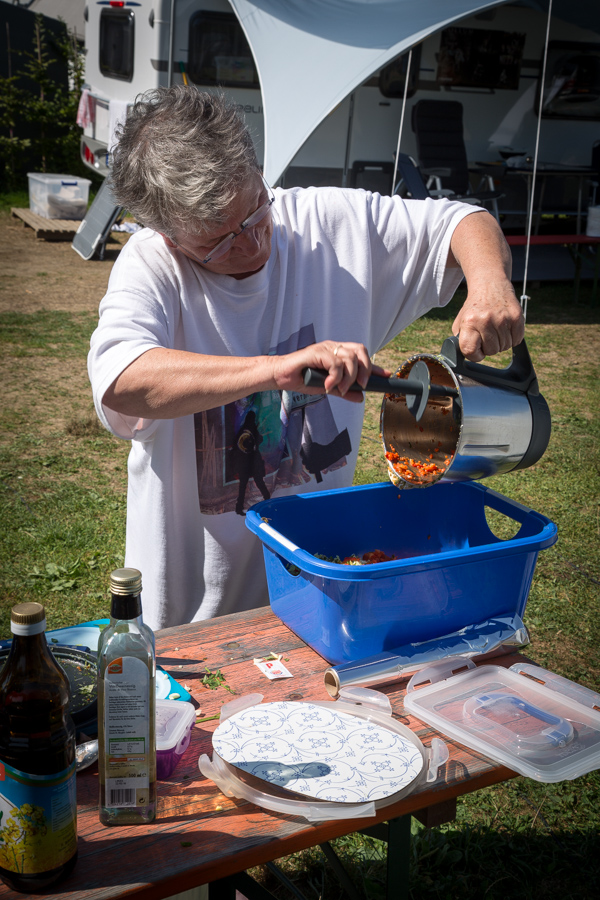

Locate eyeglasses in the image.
[197,178,275,264]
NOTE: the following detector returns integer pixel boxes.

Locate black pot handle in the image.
[440,335,540,396]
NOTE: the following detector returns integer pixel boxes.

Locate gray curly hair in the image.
[109,86,260,239]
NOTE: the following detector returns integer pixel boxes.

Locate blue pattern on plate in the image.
[213,701,423,803]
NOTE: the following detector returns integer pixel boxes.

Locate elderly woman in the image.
[88,85,523,630]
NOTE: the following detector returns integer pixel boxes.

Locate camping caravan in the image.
[81,0,264,179]
[79,0,599,214]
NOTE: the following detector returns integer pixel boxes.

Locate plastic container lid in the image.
[27,172,91,185]
[212,699,424,803]
[404,657,600,782]
[156,699,196,752]
[199,690,449,822]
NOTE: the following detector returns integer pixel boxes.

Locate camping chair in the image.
[392,153,431,200]
[411,99,503,220]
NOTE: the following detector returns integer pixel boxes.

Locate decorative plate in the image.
[212,701,423,803]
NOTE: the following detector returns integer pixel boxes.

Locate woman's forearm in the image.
[102,348,278,418]
[447,211,524,361]
[102,338,380,419]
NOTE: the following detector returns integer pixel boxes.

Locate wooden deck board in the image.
[11,207,82,241]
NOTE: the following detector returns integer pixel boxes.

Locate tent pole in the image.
[168,0,177,88]
[392,48,413,195]
[342,93,355,188]
[520,0,553,320]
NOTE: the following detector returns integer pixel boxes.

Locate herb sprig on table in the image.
[201,667,233,693]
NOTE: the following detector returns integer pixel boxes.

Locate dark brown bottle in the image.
[0,603,77,892]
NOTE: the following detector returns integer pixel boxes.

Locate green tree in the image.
[0,14,87,191]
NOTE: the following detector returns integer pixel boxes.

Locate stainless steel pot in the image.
[381,337,551,488]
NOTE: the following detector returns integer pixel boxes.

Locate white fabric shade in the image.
[229,1,512,184]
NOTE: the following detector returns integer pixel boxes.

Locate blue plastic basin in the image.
[245,481,557,665]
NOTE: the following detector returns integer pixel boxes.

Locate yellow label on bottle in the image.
[0,762,77,875]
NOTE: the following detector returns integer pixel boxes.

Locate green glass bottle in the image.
[0,602,77,892]
[97,568,156,825]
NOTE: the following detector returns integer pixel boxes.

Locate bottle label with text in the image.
[104,655,151,808]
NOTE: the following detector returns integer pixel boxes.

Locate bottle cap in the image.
[11,602,46,635]
[110,568,142,596]
[109,569,143,620]
[11,602,45,625]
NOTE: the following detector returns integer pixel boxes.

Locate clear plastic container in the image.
[156,699,196,779]
[27,173,91,220]
[404,658,600,782]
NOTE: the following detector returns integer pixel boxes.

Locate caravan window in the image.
[188,11,259,88]
[537,41,600,121]
[379,46,421,99]
[99,9,135,82]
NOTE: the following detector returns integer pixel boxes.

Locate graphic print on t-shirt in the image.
[194,325,350,515]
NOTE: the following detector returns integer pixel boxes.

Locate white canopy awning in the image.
[229,1,513,184]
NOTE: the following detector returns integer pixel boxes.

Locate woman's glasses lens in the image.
[203,197,274,263]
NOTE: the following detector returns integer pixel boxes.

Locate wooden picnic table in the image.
[504,233,600,303]
[0,606,520,900]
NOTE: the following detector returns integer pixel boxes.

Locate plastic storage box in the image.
[404,658,600,782]
[27,172,91,220]
[245,481,557,665]
[156,699,196,779]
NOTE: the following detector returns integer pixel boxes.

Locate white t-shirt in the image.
[88,186,479,629]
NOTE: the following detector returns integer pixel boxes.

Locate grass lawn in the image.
[0,241,599,897]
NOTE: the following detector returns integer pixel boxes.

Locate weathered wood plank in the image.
[0,607,519,900]
[10,207,81,241]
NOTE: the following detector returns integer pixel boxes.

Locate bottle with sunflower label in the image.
[97,568,156,825]
[0,602,77,892]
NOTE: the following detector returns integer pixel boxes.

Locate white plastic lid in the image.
[404,658,600,783]
[156,699,195,751]
[212,699,424,803]
[198,693,447,822]
[27,172,91,184]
